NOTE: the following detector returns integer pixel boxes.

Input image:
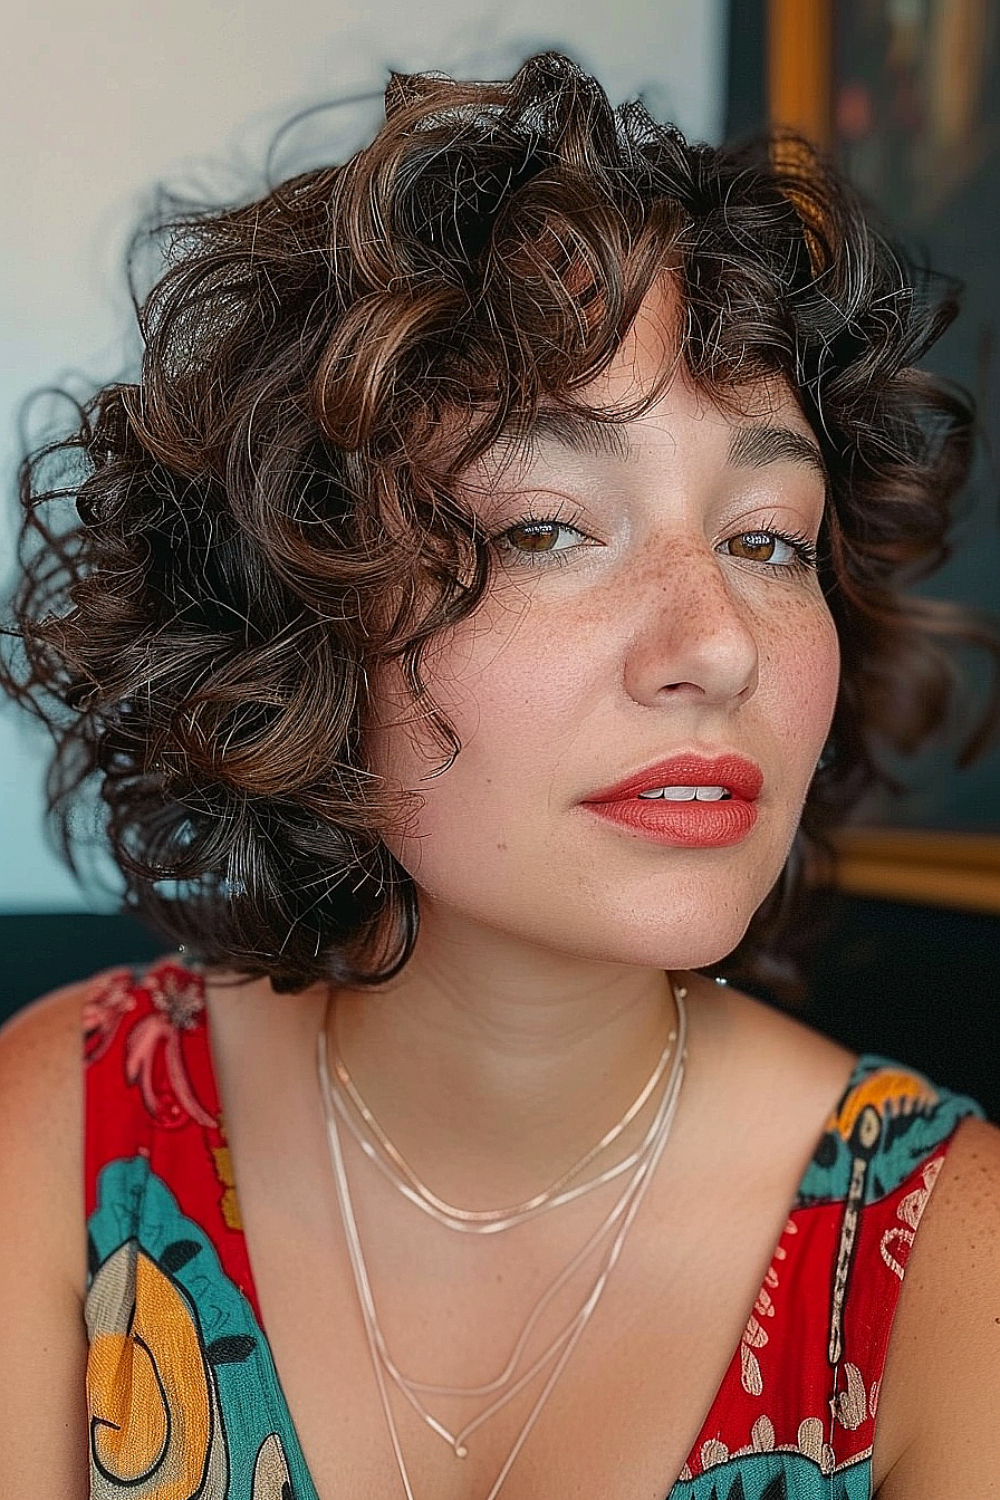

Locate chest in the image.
[238,1145,811,1500]
[83,966,961,1500]
[201,994,880,1500]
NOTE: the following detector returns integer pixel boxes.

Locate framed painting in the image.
[757,0,1000,913]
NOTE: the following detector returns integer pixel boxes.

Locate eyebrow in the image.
[491,408,632,464]
[727,424,828,483]
[488,408,827,483]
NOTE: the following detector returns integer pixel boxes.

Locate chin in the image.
[588,861,769,971]
[612,916,755,975]
[500,894,758,976]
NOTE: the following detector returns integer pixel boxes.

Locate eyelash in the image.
[492,505,820,573]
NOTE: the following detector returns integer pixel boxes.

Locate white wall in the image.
[0,0,726,911]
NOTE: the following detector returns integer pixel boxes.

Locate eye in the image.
[492,504,590,567]
[724,528,817,570]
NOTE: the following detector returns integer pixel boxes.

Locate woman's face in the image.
[366,282,840,971]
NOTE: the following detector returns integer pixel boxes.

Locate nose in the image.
[622,541,760,708]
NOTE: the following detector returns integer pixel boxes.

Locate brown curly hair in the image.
[2,53,995,992]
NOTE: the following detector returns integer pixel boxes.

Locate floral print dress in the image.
[83,959,984,1499]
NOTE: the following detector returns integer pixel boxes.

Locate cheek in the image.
[370,588,584,762]
[362,612,571,817]
[364,606,595,881]
[767,600,841,753]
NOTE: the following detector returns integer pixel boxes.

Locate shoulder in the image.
[0,977,90,1188]
[684,973,861,1131]
[0,975,100,1498]
[876,1110,1000,1498]
[0,961,161,1284]
[0,975,97,1289]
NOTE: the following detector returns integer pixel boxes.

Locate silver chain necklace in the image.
[316,980,688,1500]
[322,997,683,1410]
[326,998,681,1232]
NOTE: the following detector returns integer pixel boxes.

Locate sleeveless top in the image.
[83,958,985,1500]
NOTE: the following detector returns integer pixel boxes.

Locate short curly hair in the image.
[2,52,992,992]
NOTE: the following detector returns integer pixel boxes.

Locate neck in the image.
[331,901,681,1207]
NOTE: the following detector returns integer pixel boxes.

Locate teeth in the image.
[636,785,728,801]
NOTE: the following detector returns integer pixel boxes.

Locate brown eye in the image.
[728,531,779,562]
[495,516,589,566]
[508,522,561,553]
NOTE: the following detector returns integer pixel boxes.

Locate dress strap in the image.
[83,957,257,1312]
[674,1055,984,1492]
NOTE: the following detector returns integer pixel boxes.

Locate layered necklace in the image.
[316,978,688,1500]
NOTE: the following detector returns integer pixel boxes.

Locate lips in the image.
[582,753,763,806]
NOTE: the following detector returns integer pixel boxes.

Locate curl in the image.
[2,52,996,992]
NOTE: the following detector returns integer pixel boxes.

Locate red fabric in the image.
[683,1153,946,1473]
[84,959,262,1323]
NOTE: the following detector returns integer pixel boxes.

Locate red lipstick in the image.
[580,753,763,848]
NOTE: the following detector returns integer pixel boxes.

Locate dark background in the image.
[730,0,1000,835]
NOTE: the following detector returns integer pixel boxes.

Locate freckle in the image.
[497,842,507,852]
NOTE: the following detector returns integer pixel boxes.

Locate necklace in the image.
[317,980,688,1500]
[323,1034,683,1446]
[323,1003,682,1406]
[327,995,679,1232]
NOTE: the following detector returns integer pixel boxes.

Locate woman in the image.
[0,52,997,1500]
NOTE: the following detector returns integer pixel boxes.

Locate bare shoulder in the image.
[684,971,860,1119]
[696,982,1000,1495]
[0,976,99,1498]
[0,977,95,1243]
[876,1111,1000,1498]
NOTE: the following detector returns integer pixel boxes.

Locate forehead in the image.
[459,273,825,498]
[475,280,825,490]
[589,274,812,435]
